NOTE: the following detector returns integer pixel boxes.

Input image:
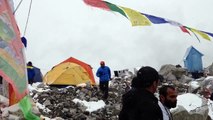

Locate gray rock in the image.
[43,99,51,106]
[172,97,209,120]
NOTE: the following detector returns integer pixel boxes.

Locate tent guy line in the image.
[23,0,32,36]
[83,0,213,42]
[13,0,24,14]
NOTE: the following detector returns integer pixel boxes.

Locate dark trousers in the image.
[99,81,109,99]
[210,93,213,101]
[28,79,33,85]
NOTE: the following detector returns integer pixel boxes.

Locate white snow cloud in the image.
[13,0,213,76]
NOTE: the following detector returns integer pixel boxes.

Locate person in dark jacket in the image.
[119,66,163,120]
[27,61,35,85]
[96,61,111,99]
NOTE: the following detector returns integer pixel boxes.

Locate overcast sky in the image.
[13,0,213,75]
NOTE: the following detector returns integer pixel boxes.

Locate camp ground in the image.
[1,0,213,119]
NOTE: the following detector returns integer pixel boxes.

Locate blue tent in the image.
[33,66,43,82]
[183,46,203,73]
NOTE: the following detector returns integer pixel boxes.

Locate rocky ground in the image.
[1,64,213,120]
[31,77,131,120]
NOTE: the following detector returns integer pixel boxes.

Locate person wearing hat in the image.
[96,61,111,100]
[119,66,163,120]
[27,61,35,85]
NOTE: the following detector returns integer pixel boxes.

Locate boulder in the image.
[171,93,209,120]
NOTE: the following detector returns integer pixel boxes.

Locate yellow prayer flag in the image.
[191,28,211,41]
[120,6,151,26]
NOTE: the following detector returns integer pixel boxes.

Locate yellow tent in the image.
[44,62,91,85]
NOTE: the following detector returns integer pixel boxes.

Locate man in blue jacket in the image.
[96,61,111,99]
[27,61,35,85]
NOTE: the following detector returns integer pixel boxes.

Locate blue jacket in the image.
[27,66,35,80]
[96,66,111,82]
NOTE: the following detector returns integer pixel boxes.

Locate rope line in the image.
[23,0,33,36]
[13,0,24,14]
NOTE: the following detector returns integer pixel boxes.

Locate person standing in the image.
[27,61,35,85]
[119,66,163,120]
[158,85,177,120]
[96,61,111,99]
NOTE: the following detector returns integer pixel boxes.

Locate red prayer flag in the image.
[83,0,110,10]
[180,26,191,35]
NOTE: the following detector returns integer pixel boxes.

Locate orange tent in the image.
[44,57,96,85]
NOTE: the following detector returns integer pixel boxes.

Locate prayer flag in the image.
[83,0,213,41]
[0,0,40,119]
